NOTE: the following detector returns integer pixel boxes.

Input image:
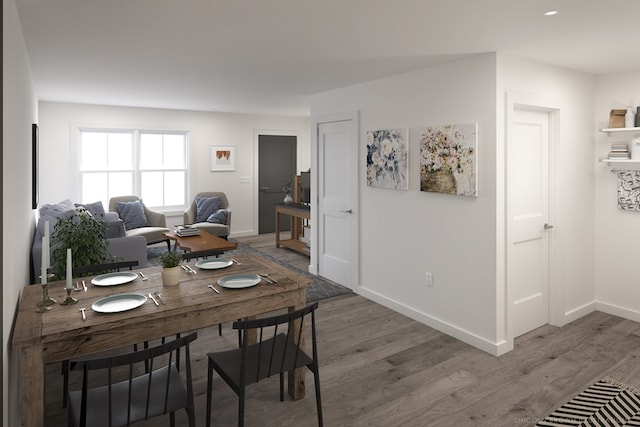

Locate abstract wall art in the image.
[419,123,478,197]
[366,128,409,190]
[210,145,236,171]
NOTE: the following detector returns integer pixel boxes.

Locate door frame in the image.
[253,129,300,236]
[505,91,561,345]
[310,111,359,288]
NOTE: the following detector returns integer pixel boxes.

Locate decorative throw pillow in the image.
[195,197,221,223]
[206,209,228,224]
[37,199,76,237]
[74,201,106,217]
[116,199,148,230]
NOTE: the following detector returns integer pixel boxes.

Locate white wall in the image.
[312,54,501,353]
[38,102,310,236]
[3,0,38,424]
[311,53,596,355]
[594,70,640,319]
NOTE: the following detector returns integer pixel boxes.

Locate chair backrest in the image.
[185,192,231,226]
[68,332,197,427]
[233,302,319,386]
[72,260,139,277]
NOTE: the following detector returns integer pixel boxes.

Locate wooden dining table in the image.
[11,254,310,427]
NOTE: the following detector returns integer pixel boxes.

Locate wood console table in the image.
[275,203,310,256]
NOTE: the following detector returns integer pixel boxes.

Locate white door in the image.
[317,119,357,289]
[508,107,551,338]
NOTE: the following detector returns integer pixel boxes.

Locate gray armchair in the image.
[109,196,170,250]
[183,192,231,238]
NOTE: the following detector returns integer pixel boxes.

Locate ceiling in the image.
[16,0,640,117]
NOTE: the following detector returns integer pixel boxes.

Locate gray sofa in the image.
[183,192,232,238]
[31,200,147,283]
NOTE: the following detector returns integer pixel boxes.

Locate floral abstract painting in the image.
[419,123,478,197]
[366,128,409,190]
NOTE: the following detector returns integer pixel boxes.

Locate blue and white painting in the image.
[366,128,409,190]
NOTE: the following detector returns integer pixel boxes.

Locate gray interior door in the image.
[258,135,297,233]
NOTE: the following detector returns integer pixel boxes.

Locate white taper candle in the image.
[66,248,72,290]
[43,220,50,269]
[41,236,47,285]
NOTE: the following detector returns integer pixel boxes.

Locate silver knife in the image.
[148,293,159,306]
[208,284,220,294]
[186,264,197,275]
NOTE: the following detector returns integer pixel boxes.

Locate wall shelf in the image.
[599,127,640,135]
[600,159,640,165]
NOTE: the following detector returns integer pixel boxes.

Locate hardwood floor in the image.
[43,236,640,425]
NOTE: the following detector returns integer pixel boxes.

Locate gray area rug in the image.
[147,241,351,302]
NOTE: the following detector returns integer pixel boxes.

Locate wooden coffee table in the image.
[163,230,237,259]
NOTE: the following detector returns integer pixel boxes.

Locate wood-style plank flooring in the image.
[43,234,640,426]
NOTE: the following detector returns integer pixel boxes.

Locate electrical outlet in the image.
[425,272,433,287]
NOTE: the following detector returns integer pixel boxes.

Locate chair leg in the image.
[238,388,245,427]
[313,369,324,427]
[206,359,214,427]
[279,372,284,401]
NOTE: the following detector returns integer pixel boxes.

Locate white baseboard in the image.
[357,287,505,356]
[595,301,640,322]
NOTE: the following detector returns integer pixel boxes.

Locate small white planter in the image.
[161,266,181,286]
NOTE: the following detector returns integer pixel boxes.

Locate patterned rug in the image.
[536,377,640,426]
[147,240,351,302]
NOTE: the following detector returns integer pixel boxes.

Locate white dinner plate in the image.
[91,271,138,287]
[91,293,147,313]
[195,258,233,270]
[217,274,261,289]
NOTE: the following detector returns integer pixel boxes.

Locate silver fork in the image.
[259,273,277,284]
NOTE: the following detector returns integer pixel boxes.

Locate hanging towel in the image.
[616,170,640,211]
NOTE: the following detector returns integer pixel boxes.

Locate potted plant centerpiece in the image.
[51,207,114,280]
[159,251,183,286]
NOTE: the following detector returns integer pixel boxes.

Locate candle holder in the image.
[60,287,78,305]
[35,284,53,313]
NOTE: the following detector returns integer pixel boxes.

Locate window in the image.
[79,129,187,210]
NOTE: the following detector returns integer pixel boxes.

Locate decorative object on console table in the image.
[283,178,293,204]
[636,106,640,127]
[159,251,182,286]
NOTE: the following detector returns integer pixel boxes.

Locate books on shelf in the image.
[608,143,631,159]
[174,225,200,237]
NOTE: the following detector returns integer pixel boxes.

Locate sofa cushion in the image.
[195,197,221,223]
[37,199,77,238]
[116,199,148,230]
[206,209,228,224]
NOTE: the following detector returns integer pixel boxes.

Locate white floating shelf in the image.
[599,127,640,135]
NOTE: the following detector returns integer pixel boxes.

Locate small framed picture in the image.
[211,146,236,171]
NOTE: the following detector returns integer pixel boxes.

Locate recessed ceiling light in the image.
[544,10,558,16]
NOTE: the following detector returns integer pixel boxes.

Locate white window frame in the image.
[78,127,189,211]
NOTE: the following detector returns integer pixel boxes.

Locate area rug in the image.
[147,240,351,302]
[536,377,640,426]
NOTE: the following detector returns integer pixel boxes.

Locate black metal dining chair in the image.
[66,332,197,427]
[205,302,323,427]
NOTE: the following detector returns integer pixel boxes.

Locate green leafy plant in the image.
[159,251,183,268]
[51,208,113,279]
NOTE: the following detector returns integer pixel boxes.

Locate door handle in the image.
[543,223,554,230]
[259,186,269,192]
[340,209,353,214]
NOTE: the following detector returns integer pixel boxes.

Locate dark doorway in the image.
[258,135,297,233]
